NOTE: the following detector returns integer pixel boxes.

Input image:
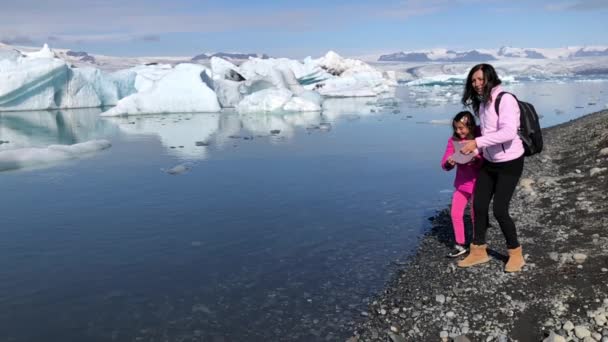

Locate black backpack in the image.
[495,92,543,156]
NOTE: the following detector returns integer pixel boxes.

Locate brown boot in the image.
[505,246,525,272]
[457,243,490,268]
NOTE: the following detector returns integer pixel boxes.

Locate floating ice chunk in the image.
[0,139,111,171]
[163,163,191,175]
[101,63,221,116]
[428,119,452,125]
[407,74,469,86]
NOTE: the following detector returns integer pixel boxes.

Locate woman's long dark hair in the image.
[461,64,502,114]
[452,111,476,140]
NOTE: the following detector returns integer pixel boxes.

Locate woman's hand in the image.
[460,140,477,155]
[447,157,456,166]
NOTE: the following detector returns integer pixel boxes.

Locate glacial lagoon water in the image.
[0,80,607,341]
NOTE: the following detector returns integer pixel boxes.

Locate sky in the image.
[0,0,607,58]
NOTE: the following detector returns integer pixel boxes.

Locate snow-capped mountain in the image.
[379,49,496,62]
[191,52,269,61]
[377,46,608,62]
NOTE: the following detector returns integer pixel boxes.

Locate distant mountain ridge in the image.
[378,46,608,62]
[191,52,269,61]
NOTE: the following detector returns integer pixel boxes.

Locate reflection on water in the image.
[0,108,114,150]
[0,97,389,167]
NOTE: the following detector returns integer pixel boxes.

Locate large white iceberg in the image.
[101,63,221,116]
[0,44,136,111]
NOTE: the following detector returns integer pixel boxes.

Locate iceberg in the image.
[0,44,397,115]
[101,63,221,116]
[0,45,136,111]
[0,139,111,171]
[304,51,397,97]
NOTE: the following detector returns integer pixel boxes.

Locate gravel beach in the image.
[351,110,608,342]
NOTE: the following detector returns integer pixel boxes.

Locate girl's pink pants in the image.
[451,189,474,245]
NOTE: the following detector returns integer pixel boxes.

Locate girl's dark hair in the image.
[452,111,476,140]
[461,64,502,114]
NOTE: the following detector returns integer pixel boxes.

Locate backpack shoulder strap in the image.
[494,91,517,116]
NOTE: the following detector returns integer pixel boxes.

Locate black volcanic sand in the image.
[350,110,608,342]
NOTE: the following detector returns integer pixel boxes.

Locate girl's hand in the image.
[447,157,456,166]
[460,140,477,155]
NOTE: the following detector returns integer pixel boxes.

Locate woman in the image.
[458,64,525,272]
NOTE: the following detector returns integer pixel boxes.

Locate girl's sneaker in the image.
[447,244,468,258]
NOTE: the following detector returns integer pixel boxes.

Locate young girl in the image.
[440,111,483,257]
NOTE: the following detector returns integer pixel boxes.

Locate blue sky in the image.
[0,0,606,57]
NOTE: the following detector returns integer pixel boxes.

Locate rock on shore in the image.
[351,110,608,341]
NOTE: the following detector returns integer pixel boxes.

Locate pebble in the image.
[595,313,607,326]
[436,294,446,304]
[602,268,608,272]
[563,321,574,331]
[549,252,560,261]
[573,253,588,264]
[439,331,449,339]
[543,331,566,342]
[592,333,602,340]
[446,311,456,319]
[453,336,471,342]
[575,326,591,338]
[388,332,405,342]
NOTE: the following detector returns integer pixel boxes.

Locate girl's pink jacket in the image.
[441,135,483,194]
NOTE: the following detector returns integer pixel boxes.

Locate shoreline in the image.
[351,110,608,341]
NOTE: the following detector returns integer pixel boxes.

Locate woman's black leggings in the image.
[472,155,524,249]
